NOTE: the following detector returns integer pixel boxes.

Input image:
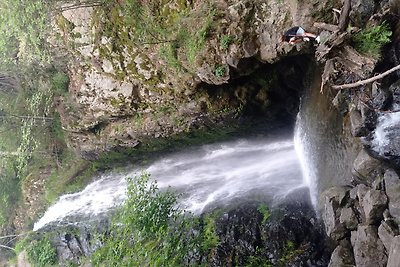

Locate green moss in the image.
[56,15,75,33]
[257,203,271,224]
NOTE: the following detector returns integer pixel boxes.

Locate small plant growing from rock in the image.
[352,22,392,58]
[215,65,226,77]
[220,35,233,50]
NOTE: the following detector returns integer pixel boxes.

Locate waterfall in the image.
[294,112,318,208]
[33,133,307,231]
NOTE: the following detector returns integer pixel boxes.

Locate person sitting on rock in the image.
[282,26,320,44]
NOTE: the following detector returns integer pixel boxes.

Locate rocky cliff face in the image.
[52,0,339,159]
[317,1,400,265]
[41,0,400,266]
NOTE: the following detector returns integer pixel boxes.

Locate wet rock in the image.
[211,189,330,267]
[350,0,375,27]
[351,225,387,267]
[365,80,400,167]
[352,149,383,183]
[322,186,350,206]
[362,189,387,225]
[384,168,400,221]
[372,86,392,111]
[349,110,367,137]
[356,184,369,203]
[328,239,355,267]
[387,235,400,267]
[339,207,358,230]
[332,91,349,114]
[322,196,347,240]
[378,220,399,251]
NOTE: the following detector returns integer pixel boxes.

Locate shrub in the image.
[353,22,392,58]
[26,236,58,267]
[51,71,69,95]
[91,173,200,266]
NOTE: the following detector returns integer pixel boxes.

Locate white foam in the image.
[34,137,304,231]
[372,105,400,155]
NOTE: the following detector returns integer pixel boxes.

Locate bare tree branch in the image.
[332,64,400,90]
[0,244,15,251]
[338,0,352,31]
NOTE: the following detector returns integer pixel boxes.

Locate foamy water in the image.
[372,104,400,155]
[33,137,305,231]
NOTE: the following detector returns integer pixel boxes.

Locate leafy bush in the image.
[51,71,69,95]
[91,173,201,266]
[353,22,392,58]
[200,215,219,253]
[26,236,58,267]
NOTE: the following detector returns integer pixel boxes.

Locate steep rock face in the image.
[52,0,337,158]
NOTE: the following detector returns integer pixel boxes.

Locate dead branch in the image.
[313,22,339,32]
[332,64,400,90]
[0,244,15,251]
[338,0,352,31]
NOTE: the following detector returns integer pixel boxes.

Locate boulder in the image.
[328,239,355,267]
[350,0,375,27]
[352,149,383,183]
[387,235,400,267]
[322,186,350,206]
[384,168,400,221]
[362,189,387,225]
[349,110,367,137]
[322,196,347,241]
[339,207,358,230]
[351,225,387,267]
[378,220,399,251]
[356,184,369,203]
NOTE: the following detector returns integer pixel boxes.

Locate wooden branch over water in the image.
[332,64,400,90]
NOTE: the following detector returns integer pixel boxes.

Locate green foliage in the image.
[51,71,70,95]
[215,65,226,77]
[200,215,219,253]
[91,173,199,266]
[0,166,20,226]
[220,35,233,50]
[353,22,392,58]
[0,0,50,66]
[257,203,271,224]
[26,235,58,267]
[278,240,302,265]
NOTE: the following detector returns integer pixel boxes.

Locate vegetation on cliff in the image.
[91,173,218,266]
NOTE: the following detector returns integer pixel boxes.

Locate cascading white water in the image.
[294,113,318,208]
[33,135,309,231]
[371,104,400,155]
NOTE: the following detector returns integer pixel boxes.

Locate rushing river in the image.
[34,130,308,231]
